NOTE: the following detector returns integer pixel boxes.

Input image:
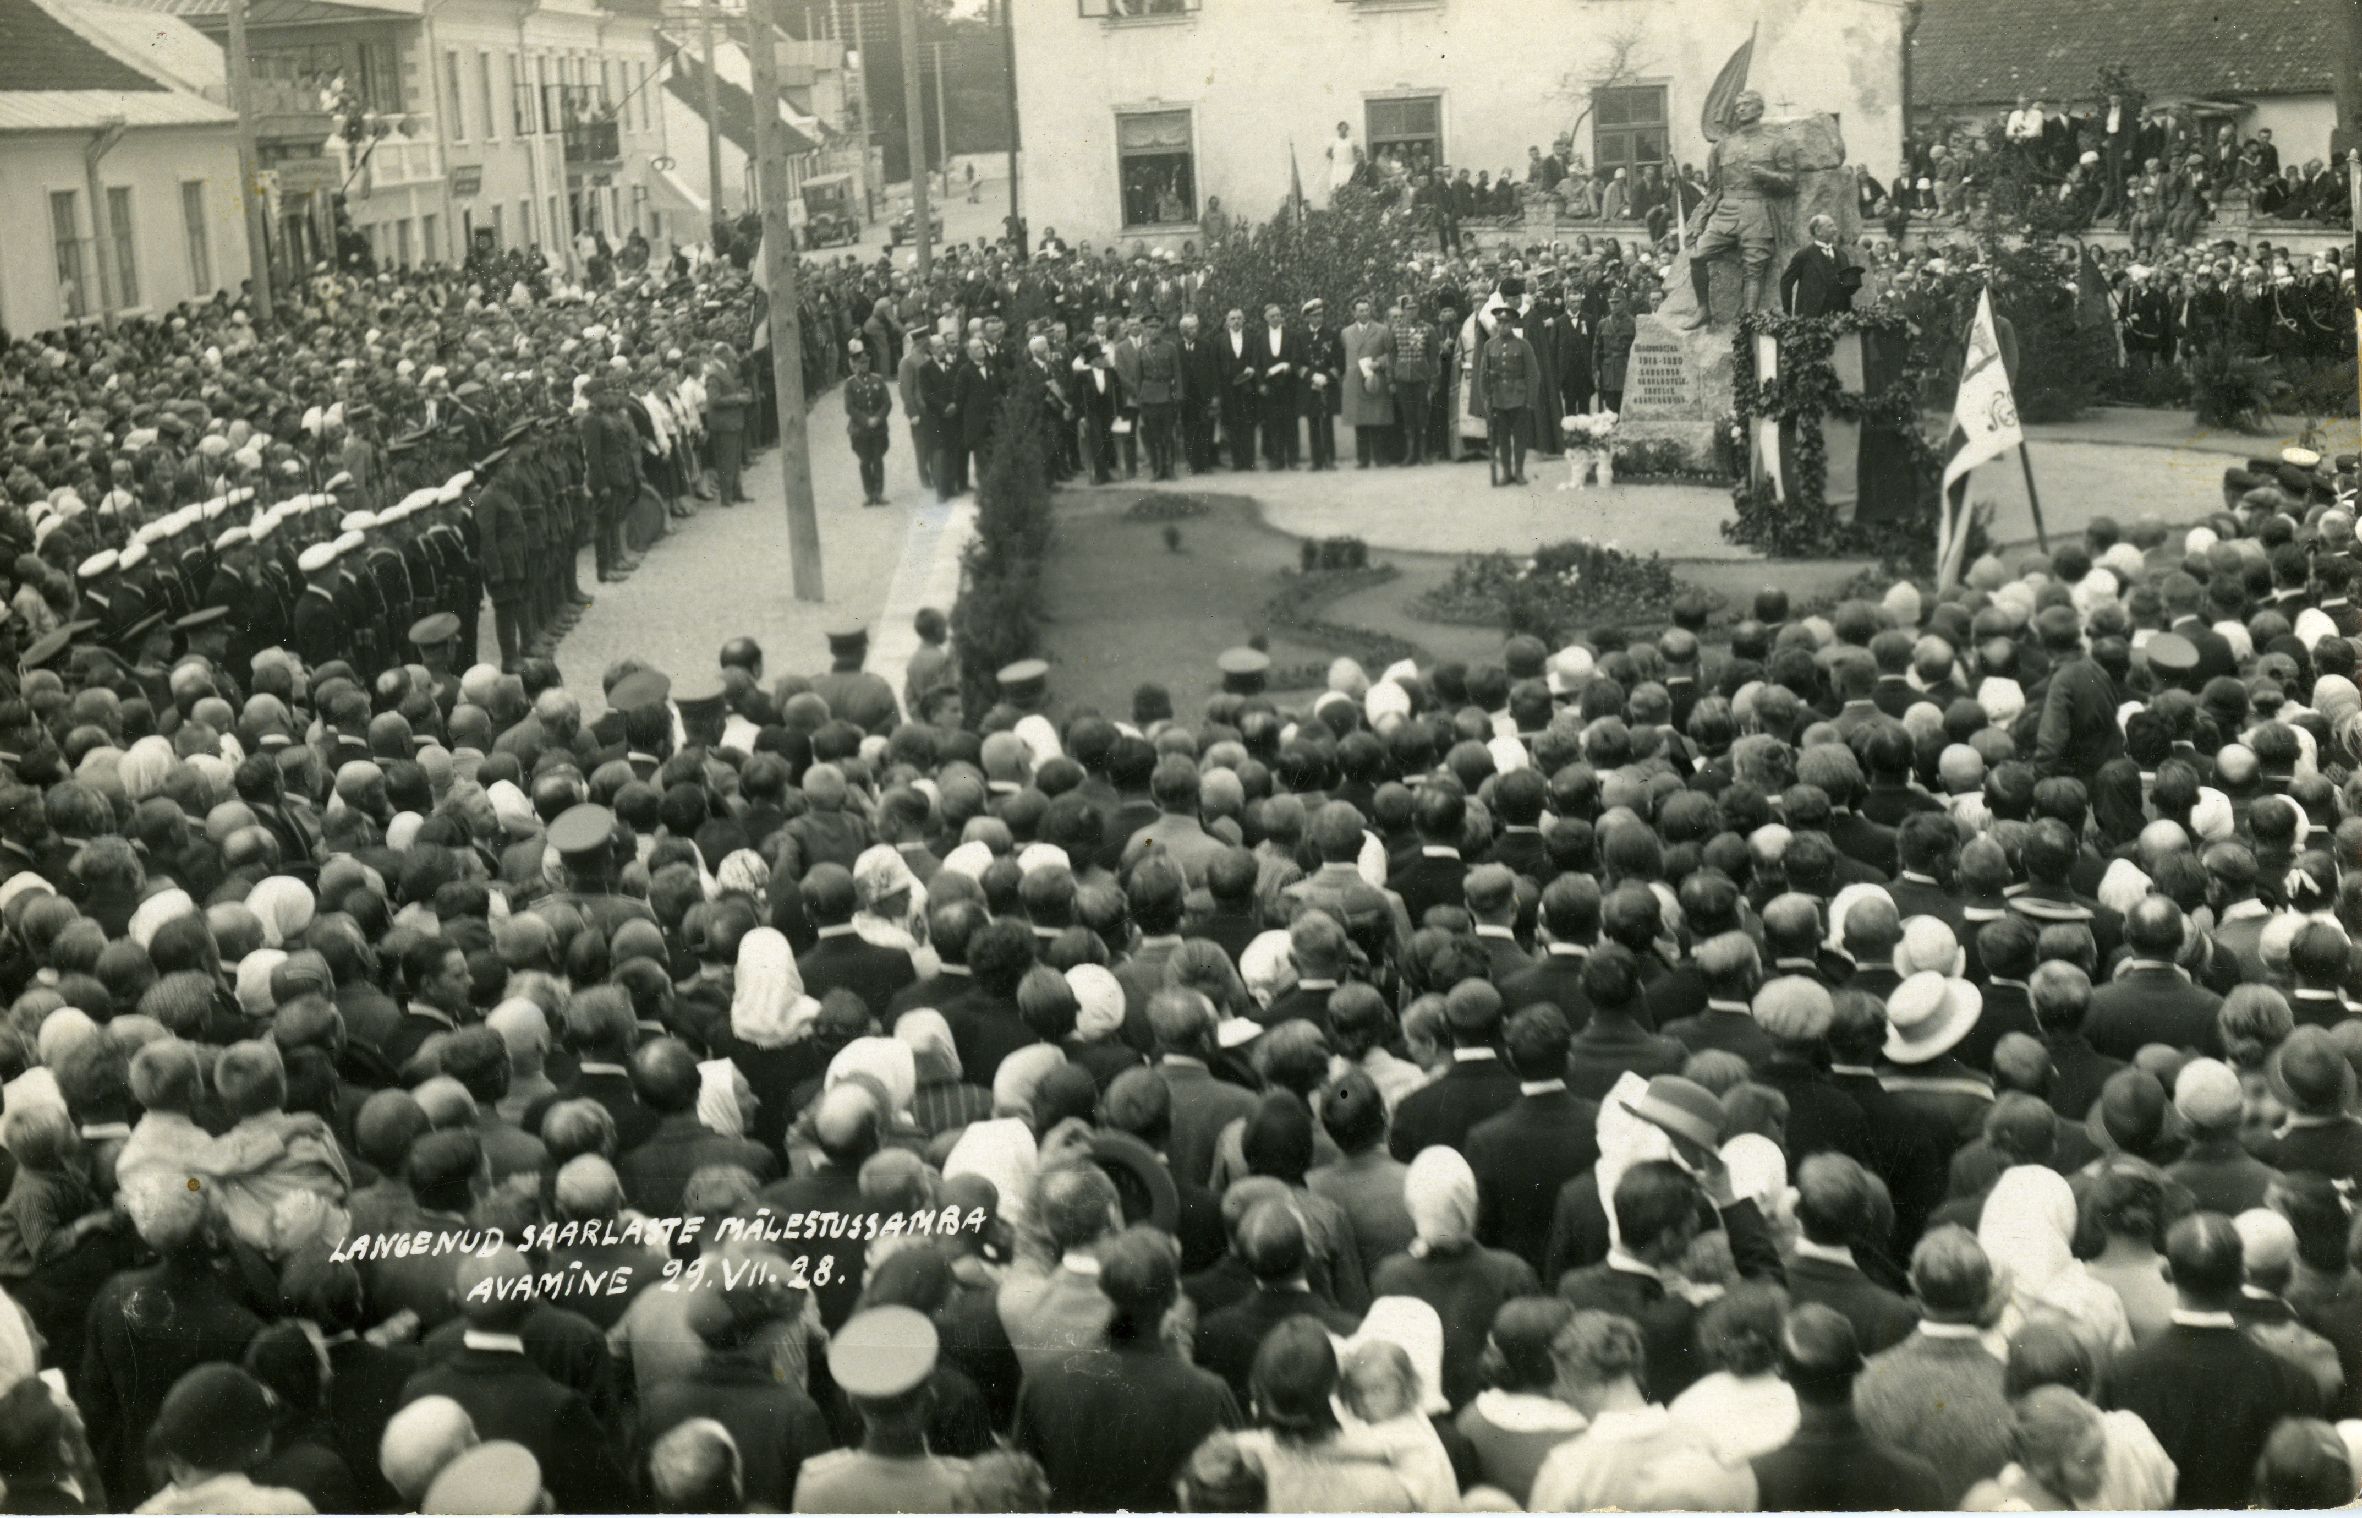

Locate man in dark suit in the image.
[1298,297,1344,470]
[1391,785,1472,929]
[397,1250,625,1512]
[1464,1006,1600,1272]
[753,1084,881,1329]
[1072,338,1126,485]
[940,917,1039,1088]
[2105,1213,2323,1508]
[1780,214,1862,318]
[950,336,1003,493]
[921,336,964,500]
[2083,897,2223,1059]
[1785,1154,1918,1354]
[793,863,916,1019]
[890,898,985,1018]
[612,1041,778,1216]
[1152,988,1261,1190]
[1752,1305,1946,1510]
[1175,312,1223,473]
[529,988,657,1153]
[1252,302,1303,468]
[1558,1155,1785,1402]
[1192,1202,1359,1406]
[1389,981,1520,1161]
[1500,874,1599,1023]
[638,1284,835,1511]
[1214,307,1259,470]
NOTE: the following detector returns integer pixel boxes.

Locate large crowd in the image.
[13,194,2362,1514]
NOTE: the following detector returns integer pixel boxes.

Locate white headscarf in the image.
[1404,1146,1479,1257]
[1349,1296,1450,1417]
[730,928,818,1049]
[1978,1165,2134,1359]
[697,1058,748,1136]
[826,1036,918,1115]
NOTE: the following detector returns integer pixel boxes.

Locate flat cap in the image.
[409,612,461,646]
[422,1441,544,1515]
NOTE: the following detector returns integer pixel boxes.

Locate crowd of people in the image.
[1889,95,2354,246]
[9,189,2362,1512]
[15,169,2362,1514]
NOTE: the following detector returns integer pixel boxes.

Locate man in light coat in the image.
[1339,297,1396,468]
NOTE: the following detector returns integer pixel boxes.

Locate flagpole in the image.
[2016,442,2050,553]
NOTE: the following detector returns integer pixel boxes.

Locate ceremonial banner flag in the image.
[1939,287,2023,583]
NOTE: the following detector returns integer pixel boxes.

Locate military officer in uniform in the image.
[409,612,465,713]
[74,551,120,636]
[1217,645,1271,697]
[533,803,659,937]
[844,339,895,507]
[812,624,902,736]
[292,540,347,668]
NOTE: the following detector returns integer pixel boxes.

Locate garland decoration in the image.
[1721,308,1947,565]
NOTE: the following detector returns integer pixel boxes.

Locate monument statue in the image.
[1677,90,1797,329]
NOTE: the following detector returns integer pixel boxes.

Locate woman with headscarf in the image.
[1064,964,1142,1090]
[725,926,819,1148]
[245,875,316,950]
[1979,1164,2133,1362]
[896,1009,994,1139]
[1336,1296,1468,1508]
[1371,1146,1541,1409]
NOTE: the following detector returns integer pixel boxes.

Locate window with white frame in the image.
[1116,109,1194,227]
[51,190,85,319]
[182,181,212,294]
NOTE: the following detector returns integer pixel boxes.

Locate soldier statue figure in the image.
[1678,90,1800,329]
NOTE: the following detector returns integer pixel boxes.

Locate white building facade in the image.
[1009,0,1909,248]
[0,0,251,334]
[103,0,677,277]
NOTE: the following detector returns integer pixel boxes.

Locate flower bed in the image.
[1414,538,1700,643]
[1265,561,1425,685]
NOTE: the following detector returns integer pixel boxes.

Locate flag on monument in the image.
[1289,139,1307,222]
[1938,287,2022,578]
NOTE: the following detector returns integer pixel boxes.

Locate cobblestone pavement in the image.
[554,389,948,707]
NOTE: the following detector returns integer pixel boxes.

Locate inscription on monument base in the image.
[1622,326,1706,423]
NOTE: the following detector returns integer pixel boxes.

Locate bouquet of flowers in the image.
[1559,409,1620,490]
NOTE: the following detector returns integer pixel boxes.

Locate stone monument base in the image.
[1614,314,1736,471]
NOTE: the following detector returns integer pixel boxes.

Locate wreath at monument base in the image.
[1720,309,1947,565]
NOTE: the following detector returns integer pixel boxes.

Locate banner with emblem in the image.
[1937,287,2023,586]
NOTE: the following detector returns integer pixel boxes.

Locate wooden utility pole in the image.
[999,0,1020,251]
[896,0,931,276]
[225,0,273,320]
[748,0,826,601]
[701,1,725,230]
[930,40,949,197]
[855,0,883,213]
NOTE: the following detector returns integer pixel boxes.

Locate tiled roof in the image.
[1911,0,2342,108]
[665,47,820,159]
[0,0,239,129]
[0,0,168,93]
